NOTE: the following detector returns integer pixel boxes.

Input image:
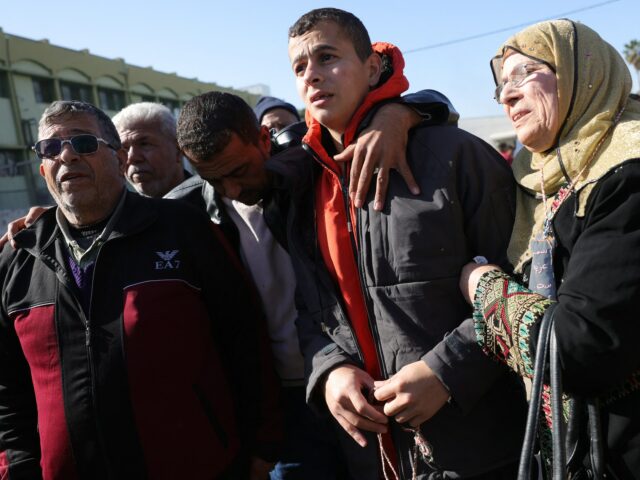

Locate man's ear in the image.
[115,148,127,175]
[258,124,272,155]
[174,143,183,164]
[39,163,45,178]
[366,52,383,88]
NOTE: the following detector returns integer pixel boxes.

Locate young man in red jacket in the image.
[287,8,526,479]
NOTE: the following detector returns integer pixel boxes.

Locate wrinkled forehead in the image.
[39,113,100,139]
[490,46,556,86]
[118,120,165,140]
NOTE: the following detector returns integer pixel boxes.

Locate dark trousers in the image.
[270,386,352,480]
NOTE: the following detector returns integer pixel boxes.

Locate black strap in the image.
[550,325,567,479]
[556,146,573,185]
[518,305,612,480]
[588,399,605,478]
[518,304,558,479]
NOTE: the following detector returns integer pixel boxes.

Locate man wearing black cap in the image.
[254,96,301,133]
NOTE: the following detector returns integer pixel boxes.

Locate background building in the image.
[0,28,259,225]
[458,115,516,150]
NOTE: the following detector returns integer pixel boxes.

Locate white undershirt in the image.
[221,197,304,383]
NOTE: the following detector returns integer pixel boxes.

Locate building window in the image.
[0,150,19,177]
[32,77,55,103]
[60,81,93,103]
[98,87,125,111]
[140,94,156,103]
[0,71,10,98]
[159,98,180,113]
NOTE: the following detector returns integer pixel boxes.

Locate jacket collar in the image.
[16,190,159,258]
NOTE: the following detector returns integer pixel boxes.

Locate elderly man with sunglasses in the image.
[0,100,283,480]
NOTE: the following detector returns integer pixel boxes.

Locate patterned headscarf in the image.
[490,19,640,271]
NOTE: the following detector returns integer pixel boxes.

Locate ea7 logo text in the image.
[155,250,181,270]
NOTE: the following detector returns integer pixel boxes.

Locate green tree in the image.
[624,39,640,92]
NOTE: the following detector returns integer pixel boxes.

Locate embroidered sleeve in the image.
[472,270,553,378]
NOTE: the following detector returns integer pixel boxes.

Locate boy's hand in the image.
[323,364,388,447]
[373,360,449,428]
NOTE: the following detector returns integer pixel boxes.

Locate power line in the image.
[404,0,621,54]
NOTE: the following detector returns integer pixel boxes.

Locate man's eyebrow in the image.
[42,128,95,139]
[201,163,245,182]
[222,164,246,179]
[67,128,95,135]
[291,43,338,65]
[128,132,150,141]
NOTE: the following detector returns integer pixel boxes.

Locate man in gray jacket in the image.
[285,8,527,479]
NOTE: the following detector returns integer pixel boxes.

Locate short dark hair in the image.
[176,91,260,162]
[39,100,121,149]
[288,8,373,62]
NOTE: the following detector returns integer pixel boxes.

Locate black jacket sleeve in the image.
[293,286,361,411]
[355,89,460,140]
[423,128,517,413]
[197,217,283,462]
[400,89,460,126]
[0,247,43,479]
[552,161,640,394]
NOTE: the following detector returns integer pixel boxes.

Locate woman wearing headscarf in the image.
[461,19,640,478]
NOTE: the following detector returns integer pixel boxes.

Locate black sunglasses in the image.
[33,134,115,160]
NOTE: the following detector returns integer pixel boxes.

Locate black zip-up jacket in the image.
[0,192,278,480]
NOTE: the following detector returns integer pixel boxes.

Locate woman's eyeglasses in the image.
[33,134,115,160]
[494,62,545,104]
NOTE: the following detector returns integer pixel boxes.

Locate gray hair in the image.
[112,102,176,140]
[39,100,121,149]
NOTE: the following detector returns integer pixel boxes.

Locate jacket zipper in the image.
[39,249,111,475]
[338,163,405,476]
[339,173,389,380]
[84,244,113,475]
[302,143,365,364]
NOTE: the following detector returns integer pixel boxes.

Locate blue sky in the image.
[2,0,638,118]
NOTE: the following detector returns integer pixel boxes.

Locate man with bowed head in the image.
[173,89,452,479]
